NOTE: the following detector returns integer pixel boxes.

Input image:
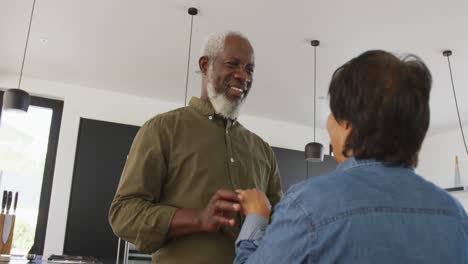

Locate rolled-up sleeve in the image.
[108,118,177,253]
[236,214,268,245]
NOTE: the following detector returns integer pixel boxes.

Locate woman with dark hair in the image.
[234,50,468,264]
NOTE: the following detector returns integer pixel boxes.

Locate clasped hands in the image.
[199,189,271,232]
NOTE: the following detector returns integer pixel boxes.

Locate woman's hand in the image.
[236,189,271,221]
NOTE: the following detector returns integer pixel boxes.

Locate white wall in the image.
[418,126,468,210]
[0,74,329,258]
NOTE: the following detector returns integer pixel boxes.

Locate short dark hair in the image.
[328,50,432,167]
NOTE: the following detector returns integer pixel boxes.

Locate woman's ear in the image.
[341,120,351,130]
[199,56,209,75]
[339,120,353,140]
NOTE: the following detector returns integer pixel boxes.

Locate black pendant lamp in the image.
[443,50,468,158]
[3,89,30,112]
[183,7,198,106]
[305,40,324,162]
[2,0,37,113]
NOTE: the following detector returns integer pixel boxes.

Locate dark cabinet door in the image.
[64,118,139,260]
[273,147,337,191]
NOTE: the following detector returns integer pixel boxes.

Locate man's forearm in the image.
[109,197,178,253]
[167,208,203,240]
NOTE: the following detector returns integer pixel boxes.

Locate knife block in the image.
[0,213,16,254]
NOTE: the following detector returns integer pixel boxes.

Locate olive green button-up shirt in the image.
[109,97,282,263]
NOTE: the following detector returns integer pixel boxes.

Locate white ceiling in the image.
[1,0,468,133]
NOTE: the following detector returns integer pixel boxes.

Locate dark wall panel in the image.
[272,147,307,191]
[64,118,139,259]
[273,147,338,191]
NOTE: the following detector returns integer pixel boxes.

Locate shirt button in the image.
[208,116,213,120]
[230,157,235,163]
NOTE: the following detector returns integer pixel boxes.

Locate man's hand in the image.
[198,189,241,232]
[168,189,241,240]
[236,189,271,221]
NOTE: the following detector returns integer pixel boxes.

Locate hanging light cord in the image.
[184,12,195,107]
[446,54,468,157]
[18,0,37,89]
[313,44,317,142]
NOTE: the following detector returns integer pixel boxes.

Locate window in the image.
[0,91,63,255]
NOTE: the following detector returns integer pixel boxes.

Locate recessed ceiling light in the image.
[39,38,48,44]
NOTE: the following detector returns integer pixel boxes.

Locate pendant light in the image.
[2,0,37,113]
[184,7,198,106]
[305,40,324,162]
[443,50,468,158]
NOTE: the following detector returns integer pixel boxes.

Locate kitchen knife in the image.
[1,190,6,214]
[2,214,12,244]
[13,192,18,214]
[6,191,12,214]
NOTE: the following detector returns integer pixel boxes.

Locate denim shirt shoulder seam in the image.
[284,194,319,239]
[282,195,319,262]
[309,206,457,233]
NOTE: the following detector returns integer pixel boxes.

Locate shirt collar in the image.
[337,157,381,172]
[189,97,216,116]
[188,97,239,124]
[336,156,415,172]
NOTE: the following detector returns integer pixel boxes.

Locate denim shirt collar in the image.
[336,157,415,173]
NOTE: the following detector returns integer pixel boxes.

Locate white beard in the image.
[206,66,246,120]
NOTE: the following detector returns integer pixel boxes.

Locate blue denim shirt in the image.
[235,157,468,263]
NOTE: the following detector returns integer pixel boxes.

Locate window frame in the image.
[0,90,64,255]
